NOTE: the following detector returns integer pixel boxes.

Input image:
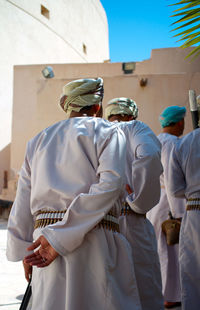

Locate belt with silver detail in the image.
[186,198,200,211]
[120,203,146,217]
[95,211,119,232]
[34,210,120,232]
[34,210,66,229]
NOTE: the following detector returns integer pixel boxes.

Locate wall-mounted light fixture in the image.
[42,66,54,79]
[122,62,135,74]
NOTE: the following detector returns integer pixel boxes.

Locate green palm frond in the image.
[172,1,200,12]
[180,35,200,46]
[171,0,199,7]
[186,45,200,57]
[171,8,200,18]
[172,11,200,24]
[172,17,200,32]
[170,0,200,58]
[175,31,200,44]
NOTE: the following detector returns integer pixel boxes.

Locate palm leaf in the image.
[173,1,200,12]
[173,24,200,36]
[172,17,200,31]
[181,36,200,46]
[175,32,200,43]
[169,0,200,6]
[170,0,198,6]
[185,45,200,58]
[171,9,200,20]
[171,12,200,25]
[170,0,200,58]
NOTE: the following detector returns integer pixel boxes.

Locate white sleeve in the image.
[42,128,126,255]
[167,143,186,198]
[126,123,163,214]
[6,142,35,261]
[162,140,186,217]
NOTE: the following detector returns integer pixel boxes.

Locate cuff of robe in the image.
[42,229,68,257]
[6,235,33,261]
[126,194,146,215]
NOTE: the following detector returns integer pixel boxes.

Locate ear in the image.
[96,105,103,117]
[59,95,67,110]
[177,119,184,127]
[94,104,101,114]
[128,115,135,121]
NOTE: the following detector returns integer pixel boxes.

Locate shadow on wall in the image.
[0,144,10,194]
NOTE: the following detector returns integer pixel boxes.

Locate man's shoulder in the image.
[118,119,149,133]
[177,128,200,150]
[117,120,161,147]
[28,118,115,145]
[158,133,179,146]
[182,128,200,141]
[76,117,117,133]
[28,119,67,143]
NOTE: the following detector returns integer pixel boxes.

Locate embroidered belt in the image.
[120,203,146,218]
[186,198,200,211]
[95,211,120,232]
[34,210,120,232]
[34,210,67,229]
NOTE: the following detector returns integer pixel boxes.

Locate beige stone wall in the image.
[135,48,200,74]
[11,48,200,175]
[0,0,109,150]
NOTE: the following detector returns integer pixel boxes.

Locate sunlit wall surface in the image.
[0,0,109,150]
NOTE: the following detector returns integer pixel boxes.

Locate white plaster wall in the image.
[0,0,109,150]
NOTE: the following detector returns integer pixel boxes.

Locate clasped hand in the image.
[24,235,59,269]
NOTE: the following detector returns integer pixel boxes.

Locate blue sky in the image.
[100,0,180,62]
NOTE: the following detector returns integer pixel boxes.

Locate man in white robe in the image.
[105,98,164,310]
[147,105,186,309]
[6,78,142,310]
[167,127,200,310]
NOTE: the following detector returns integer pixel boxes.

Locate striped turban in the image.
[59,78,104,118]
[105,97,138,120]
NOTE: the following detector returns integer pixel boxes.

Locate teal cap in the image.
[159,106,186,128]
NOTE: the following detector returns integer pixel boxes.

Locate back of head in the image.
[159,105,186,136]
[159,106,186,128]
[59,77,104,118]
[105,97,138,121]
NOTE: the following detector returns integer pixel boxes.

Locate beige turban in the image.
[59,77,104,118]
[105,97,138,120]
